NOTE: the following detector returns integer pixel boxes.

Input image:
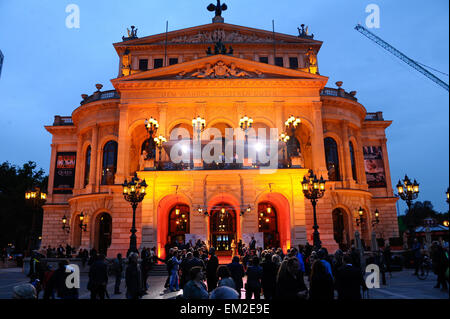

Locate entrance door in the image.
[210,204,236,254]
[95,213,112,256]
[258,202,279,249]
[332,209,350,250]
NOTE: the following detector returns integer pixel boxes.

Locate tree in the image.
[0,162,48,253]
[399,201,447,233]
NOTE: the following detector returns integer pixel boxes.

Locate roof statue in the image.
[298,24,314,39]
[208,0,228,23]
[122,25,138,41]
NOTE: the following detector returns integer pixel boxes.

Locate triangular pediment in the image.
[112,55,328,85]
[114,22,321,49]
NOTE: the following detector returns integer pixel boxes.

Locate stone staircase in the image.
[148,264,168,277]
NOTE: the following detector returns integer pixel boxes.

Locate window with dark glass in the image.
[154,58,164,69]
[169,58,179,65]
[324,137,341,181]
[101,141,118,185]
[275,57,284,67]
[139,59,148,71]
[259,56,269,64]
[289,57,299,69]
[349,142,358,182]
[84,146,91,187]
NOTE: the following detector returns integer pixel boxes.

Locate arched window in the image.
[324,137,341,181]
[258,202,279,248]
[349,142,358,182]
[101,141,118,185]
[168,205,190,245]
[84,146,91,187]
[210,204,237,252]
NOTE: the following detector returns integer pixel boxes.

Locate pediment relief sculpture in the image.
[177,61,264,79]
[169,29,284,44]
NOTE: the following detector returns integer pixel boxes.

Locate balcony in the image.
[320,87,358,101]
[80,89,120,105]
[53,116,74,126]
[365,112,384,121]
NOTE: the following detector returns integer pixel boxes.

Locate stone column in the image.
[116,104,129,183]
[89,125,99,191]
[74,135,83,192]
[310,102,328,177]
[356,131,368,186]
[47,144,57,199]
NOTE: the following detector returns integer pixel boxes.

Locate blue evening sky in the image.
[0,0,448,213]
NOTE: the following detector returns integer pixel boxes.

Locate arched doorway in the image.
[332,208,350,250]
[95,213,112,256]
[258,202,279,248]
[168,204,190,246]
[209,203,237,254]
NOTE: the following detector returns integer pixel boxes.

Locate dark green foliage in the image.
[0,161,48,252]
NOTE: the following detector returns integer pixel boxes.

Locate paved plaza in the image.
[0,266,447,300]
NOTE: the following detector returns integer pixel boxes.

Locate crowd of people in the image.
[11,237,449,299]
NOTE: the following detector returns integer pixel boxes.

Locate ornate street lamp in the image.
[301,170,326,250]
[79,212,87,232]
[239,116,253,140]
[356,207,365,227]
[25,187,47,254]
[396,175,419,240]
[285,115,301,136]
[144,117,159,137]
[154,135,167,170]
[62,215,70,233]
[372,209,380,227]
[446,187,449,204]
[192,116,206,141]
[122,173,148,255]
[279,132,290,166]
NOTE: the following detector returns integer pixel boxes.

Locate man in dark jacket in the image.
[88,254,108,299]
[47,260,79,299]
[227,256,245,298]
[261,253,277,300]
[111,253,124,294]
[126,253,142,299]
[206,248,219,292]
[335,254,368,300]
[431,242,449,291]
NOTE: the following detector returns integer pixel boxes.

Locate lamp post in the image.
[396,175,419,241]
[62,215,70,233]
[192,116,206,141]
[356,207,365,227]
[239,116,253,160]
[372,209,380,227]
[122,173,147,255]
[144,117,159,158]
[25,187,47,254]
[279,132,290,167]
[154,135,167,170]
[285,115,300,157]
[79,212,87,232]
[446,187,449,205]
[301,170,326,250]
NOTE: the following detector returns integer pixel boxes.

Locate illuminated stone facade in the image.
[42,22,399,258]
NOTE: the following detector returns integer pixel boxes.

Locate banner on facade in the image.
[53,152,76,194]
[363,146,387,188]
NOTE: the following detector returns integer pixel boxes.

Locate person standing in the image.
[88,254,108,300]
[431,242,449,292]
[412,239,423,276]
[169,250,181,292]
[227,256,245,299]
[206,248,219,292]
[111,253,124,294]
[217,266,236,290]
[335,254,368,300]
[125,253,142,299]
[183,267,209,300]
[249,237,256,251]
[275,257,308,299]
[245,256,263,300]
[309,260,334,300]
[261,253,277,300]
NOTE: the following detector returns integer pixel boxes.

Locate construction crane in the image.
[355,24,449,92]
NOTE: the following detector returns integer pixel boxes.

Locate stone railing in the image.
[365,112,384,121]
[80,90,120,105]
[320,87,358,101]
[53,116,74,126]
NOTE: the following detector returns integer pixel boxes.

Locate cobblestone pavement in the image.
[0,267,447,299]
